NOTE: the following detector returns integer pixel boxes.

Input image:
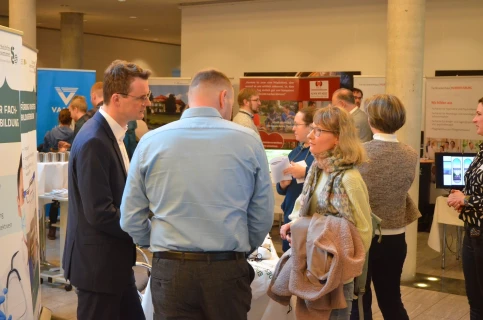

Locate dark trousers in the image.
[151,256,254,320]
[77,284,145,320]
[463,227,483,320]
[351,233,409,320]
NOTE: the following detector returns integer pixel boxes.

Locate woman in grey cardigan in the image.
[350,94,420,320]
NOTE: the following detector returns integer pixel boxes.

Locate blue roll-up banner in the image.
[37,68,96,146]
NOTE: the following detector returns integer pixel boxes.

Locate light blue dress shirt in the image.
[120,107,274,253]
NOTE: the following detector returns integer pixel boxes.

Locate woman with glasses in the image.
[280,106,372,319]
[277,106,315,252]
[350,94,419,320]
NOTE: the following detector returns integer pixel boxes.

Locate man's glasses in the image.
[308,125,334,137]
[117,91,151,103]
[250,98,261,102]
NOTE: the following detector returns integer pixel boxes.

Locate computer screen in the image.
[435,152,476,190]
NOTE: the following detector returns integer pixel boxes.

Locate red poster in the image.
[239,76,340,149]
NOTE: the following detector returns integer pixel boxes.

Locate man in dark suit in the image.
[63,60,151,320]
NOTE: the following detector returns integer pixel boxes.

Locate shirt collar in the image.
[373,133,399,142]
[349,106,358,114]
[180,107,223,119]
[99,107,127,141]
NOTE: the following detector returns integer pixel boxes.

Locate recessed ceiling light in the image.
[415,283,429,288]
[154,38,159,41]
[129,16,137,19]
[83,20,87,22]
[144,29,149,31]
[118,0,126,1]
[426,277,439,282]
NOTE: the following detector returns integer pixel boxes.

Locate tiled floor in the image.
[40,226,470,320]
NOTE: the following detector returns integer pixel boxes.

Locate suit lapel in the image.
[94,112,128,179]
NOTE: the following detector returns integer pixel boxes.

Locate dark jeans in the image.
[151,256,254,320]
[351,233,409,320]
[48,200,60,224]
[77,284,145,320]
[463,227,483,320]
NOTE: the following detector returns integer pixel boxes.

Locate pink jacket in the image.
[268,213,366,319]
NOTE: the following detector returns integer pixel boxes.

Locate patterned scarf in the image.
[298,150,355,224]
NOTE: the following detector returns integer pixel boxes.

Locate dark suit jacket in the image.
[63,111,136,294]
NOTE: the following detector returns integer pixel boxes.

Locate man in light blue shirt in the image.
[121,69,274,320]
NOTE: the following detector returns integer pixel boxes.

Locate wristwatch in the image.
[463,195,470,206]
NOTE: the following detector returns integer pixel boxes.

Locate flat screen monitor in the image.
[435,152,476,190]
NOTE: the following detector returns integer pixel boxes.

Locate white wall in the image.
[37,28,181,80]
[181,0,483,78]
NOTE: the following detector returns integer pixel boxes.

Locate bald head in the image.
[188,69,234,120]
[332,88,356,112]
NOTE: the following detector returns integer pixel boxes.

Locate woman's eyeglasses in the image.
[308,125,333,137]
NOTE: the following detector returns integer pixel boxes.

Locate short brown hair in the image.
[69,95,88,113]
[478,97,483,104]
[103,60,151,105]
[237,88,259,106]
[189,69,232,92]
[333,88,356,104]
[365,94,406,134]
[298,106,316,125]
[58,108,72,125]
[313,106,366,165]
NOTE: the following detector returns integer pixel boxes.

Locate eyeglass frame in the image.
[116,90,151,103]
[249,98,261,103]
[308,124,335,137]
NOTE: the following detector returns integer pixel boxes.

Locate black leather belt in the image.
[153,250,246,262]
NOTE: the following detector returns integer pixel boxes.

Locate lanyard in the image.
[289,145,310,163]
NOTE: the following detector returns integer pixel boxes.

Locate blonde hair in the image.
[313,106,366,165]
[365,94,406,133]
[69,95,88,113]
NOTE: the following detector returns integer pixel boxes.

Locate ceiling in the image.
[0,0,256,46]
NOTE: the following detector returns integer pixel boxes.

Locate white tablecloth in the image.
[428,196,464,252]
[37,162,69,195]
[142,238,295,320]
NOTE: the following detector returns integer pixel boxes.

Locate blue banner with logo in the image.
[37,68,96,146]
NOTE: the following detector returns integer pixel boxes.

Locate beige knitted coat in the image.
[268,213,366,319]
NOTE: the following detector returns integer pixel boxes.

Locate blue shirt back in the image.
[121,107,274,253]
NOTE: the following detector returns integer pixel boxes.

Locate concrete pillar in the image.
[60,12,84,69]
[9,0,36,48]
[386,0,426,281]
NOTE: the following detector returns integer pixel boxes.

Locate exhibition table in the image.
[37,162,68,195]
[427,196,464,269]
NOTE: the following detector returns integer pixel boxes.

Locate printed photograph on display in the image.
[424,137,482,159]
[147,84,189,130]
[256,99,331,149]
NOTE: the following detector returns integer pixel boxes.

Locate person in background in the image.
[233,87,261,133]
[69,95,90,138]
[43,108,74,152]
[121,69,274,320]
[135,118,149,141]
[277,106,315,252]
[448,97,483,320]
[86,81,104,118]
[352,88,363,108]
[63,60,151,320]
[465,140,477,153]
[332,88,372,142]
[280,106,372,319]
[351,94,420,320]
